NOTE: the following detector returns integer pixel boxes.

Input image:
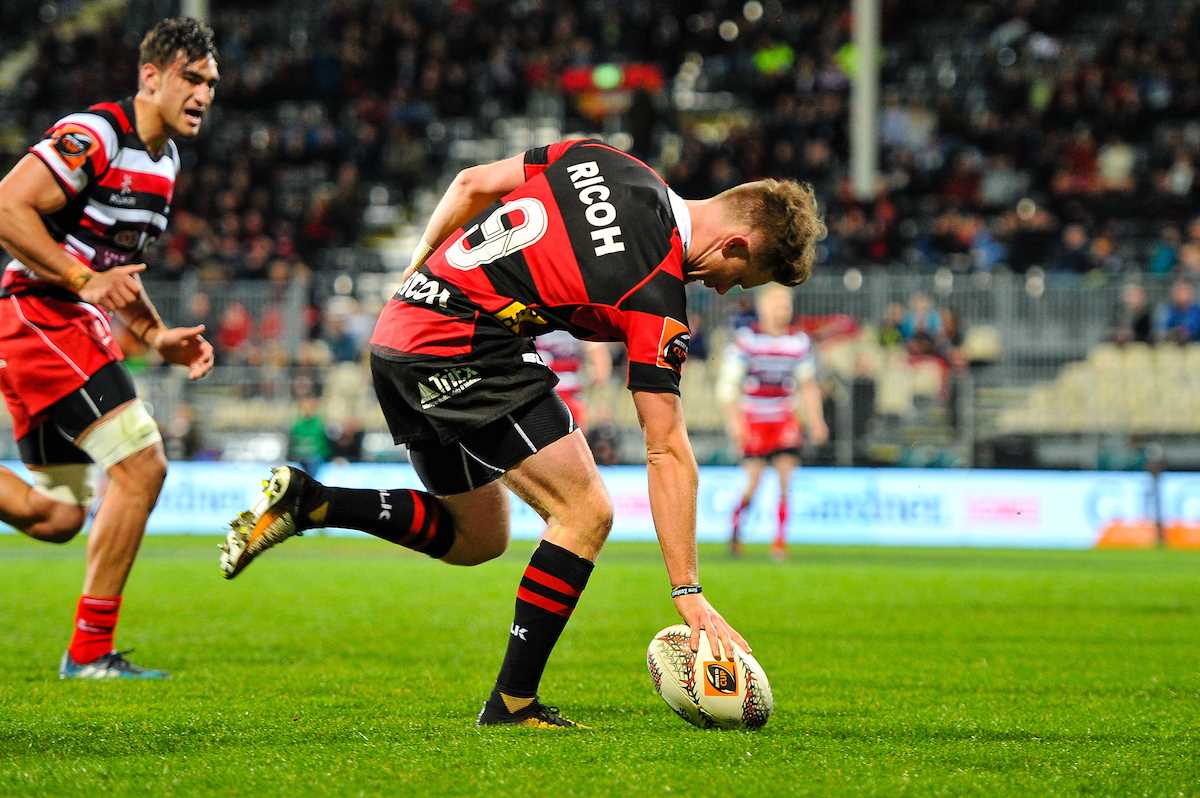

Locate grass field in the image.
[1,535,1197,797]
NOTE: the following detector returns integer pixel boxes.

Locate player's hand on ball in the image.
[672,592,750,660]
[79,263,146,310]
[151,324,214,379]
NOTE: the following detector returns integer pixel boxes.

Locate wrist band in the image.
[410,239,434,270]
[66,266,93,292]
[670,584,702,598]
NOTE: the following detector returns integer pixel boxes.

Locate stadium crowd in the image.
[3,0,1200,463]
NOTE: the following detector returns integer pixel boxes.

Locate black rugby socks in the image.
[493,540,594,707]
[297,481,455,559]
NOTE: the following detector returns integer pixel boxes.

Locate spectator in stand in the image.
[900,292,942,354]
[324,313,361,364]
[1051,224,1095,273]
[1112,282,1154,346]
[1149,226,1182,274]
[1179,243,1200,277]
[164,403,203,461]
[288,396,331,475]
[329,417,365,463]
[878,302,905,348]
[1158,280,1200,344]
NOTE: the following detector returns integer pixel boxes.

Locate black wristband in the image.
[670,584,702,598]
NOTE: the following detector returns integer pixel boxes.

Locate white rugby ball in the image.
[646,624,773,729]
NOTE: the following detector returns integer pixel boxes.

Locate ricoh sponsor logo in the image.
[418,366,481,409]
[565,160,625,256]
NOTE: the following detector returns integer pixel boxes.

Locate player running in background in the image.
[535,329,611,430]
[719,285,828,559]
[222,139,824,727]
[0,19,217,679]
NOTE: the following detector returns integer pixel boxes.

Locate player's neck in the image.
[132,94,169,158]
[682,198,721,268]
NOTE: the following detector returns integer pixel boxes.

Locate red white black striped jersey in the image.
[371,139,693,394]
[536,329,586,397]
[717,325,816,423]
[3,98,178,294]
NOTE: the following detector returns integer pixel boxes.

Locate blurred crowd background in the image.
[2,0,1200,471]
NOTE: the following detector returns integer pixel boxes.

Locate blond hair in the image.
[719,179,825,286]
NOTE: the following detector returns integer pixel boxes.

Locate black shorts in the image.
[17,361,138,466]
[407,391,576,495]
[370,335,558,447]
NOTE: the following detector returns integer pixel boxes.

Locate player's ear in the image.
[139,61,160,93]
[720,235,751,263]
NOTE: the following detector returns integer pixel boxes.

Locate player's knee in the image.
[108,444,168,501]
[453,533,509,566]
[581,494,614,545]
[80,400,165,497]
[38,504,87,543]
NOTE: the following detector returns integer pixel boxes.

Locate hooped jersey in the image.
[717,324,816,423]
[536,329,587,397]
[3,98,179,294]
[371,139,692,394]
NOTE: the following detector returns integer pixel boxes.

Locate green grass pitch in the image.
[1,535,1197,797]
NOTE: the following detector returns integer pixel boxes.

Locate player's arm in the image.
[403,152,528,279]
[117,287,214,380]
[794,351,829,445]
[799,375,829,445]
[715,347,746,449]
[633,389,750,659]
[583,341,611,386]
[0,155,146,309]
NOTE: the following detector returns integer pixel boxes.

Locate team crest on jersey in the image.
[656,317,690,372]
[50,125,97,170]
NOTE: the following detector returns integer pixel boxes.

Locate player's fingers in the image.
[178,325,206,337]
[123,263,147,274]
[688,622,700,653]
[713,616,731,661]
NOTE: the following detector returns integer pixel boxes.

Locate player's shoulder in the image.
[45,101,128,156]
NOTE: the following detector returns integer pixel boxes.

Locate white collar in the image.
[667,188,692,259]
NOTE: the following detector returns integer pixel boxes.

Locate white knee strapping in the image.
[76,399,162,470]
[30,463,96,506]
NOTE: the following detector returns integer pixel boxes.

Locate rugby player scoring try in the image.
[222,139,825,727]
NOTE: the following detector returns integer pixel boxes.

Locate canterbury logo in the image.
[510,624,528,640]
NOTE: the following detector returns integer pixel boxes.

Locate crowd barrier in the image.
[4,461,1199,548]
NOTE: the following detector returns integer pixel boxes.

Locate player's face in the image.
[155,53,219,138]
[689,237,774,295]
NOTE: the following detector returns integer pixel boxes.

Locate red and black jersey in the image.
[3,97,179,294]
[371,139,693,394]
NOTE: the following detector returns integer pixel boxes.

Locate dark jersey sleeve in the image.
[523,139,602,181]
[618,270,690,394]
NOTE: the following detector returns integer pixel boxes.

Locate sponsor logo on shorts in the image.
[418,366,481,409]
[703,661,738,696]
[522,352,546,367]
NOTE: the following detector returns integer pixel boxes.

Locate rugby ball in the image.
[646,624,773,729]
